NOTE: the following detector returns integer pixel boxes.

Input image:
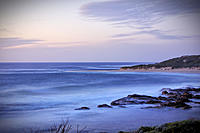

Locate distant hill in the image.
[121,55,200,70]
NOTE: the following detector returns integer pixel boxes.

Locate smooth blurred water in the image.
[0,62,200,133]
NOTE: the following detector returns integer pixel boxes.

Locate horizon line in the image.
[0,61,154,63]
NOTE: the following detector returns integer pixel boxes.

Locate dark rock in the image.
[162,91,168,95]
[157,96,168,101]
[119,105,126,108]
[145,100,162,104]
[161,101,191,109]
[127,94,158,100]
[171,88,186,92]
[161,88,172,92]
[176,97,191,103]
[111,97,144,105]
[182,92,193,98]
[110,87,200,110]
[181,105,192,109]
[111,94,158,106]
[185,87,200,92]
[193,95,200,99]
[166,92,178,97]
[97,104,112,108]
[173,87,200,93]
[161,101,175,107]
[75,107,90,110]
[118,131,128,133]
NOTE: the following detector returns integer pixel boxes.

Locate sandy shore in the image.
[75,68,200,74]
[118,67,200,73]
[80,67,200,73]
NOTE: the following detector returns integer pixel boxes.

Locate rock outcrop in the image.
[97,104,112,108]
[111,87,200,109]
[75,107,90,110]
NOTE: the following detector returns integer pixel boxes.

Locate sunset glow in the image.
[0,0,200,62]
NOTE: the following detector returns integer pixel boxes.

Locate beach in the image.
[118,67,200,74]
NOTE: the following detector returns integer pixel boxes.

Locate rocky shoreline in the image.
[75,87,200,110]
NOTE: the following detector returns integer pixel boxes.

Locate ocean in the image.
[0,62,200,133]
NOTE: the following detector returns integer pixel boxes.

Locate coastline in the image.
[117,55,200,74]
[117,67,200,74]
[82,68,200,74]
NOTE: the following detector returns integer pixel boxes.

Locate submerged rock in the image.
[182,92,193,98]
[162,90,168,95]
[145,100,162,104]
[171,87,200,93]
[141,106,162,109]
[161,101,192,109]
[119,105,127,108]
[194,101,200,104]
[185,87,200,92]
[157,96,169,101]
[75,107,90,110]
[193,95,200,99]
[97,104,112,108]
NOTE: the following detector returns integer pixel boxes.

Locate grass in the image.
[24,119,200,133]
[119,119,200,133]
[23,120,87,133]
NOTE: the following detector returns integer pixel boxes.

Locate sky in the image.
[0,0,200,62]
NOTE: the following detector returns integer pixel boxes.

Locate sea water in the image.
[0,62,200,133]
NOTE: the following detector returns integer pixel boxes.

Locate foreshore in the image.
[118,67,200,73]
[117,55,200,74]
[83,68,200,74]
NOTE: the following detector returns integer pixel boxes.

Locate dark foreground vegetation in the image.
[23,120,87,133]
[121,55,200,69]
[27,119,200,133]
[119,119,200,133]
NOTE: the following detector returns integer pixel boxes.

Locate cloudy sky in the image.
[0,0,200,62]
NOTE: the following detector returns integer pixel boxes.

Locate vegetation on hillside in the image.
[121,55,200,69]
